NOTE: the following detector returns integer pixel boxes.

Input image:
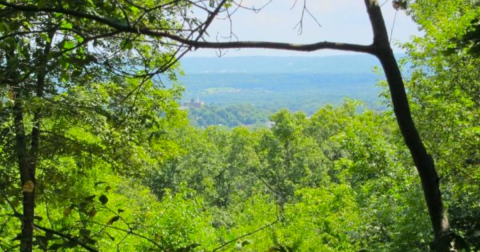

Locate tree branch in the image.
[212,219,280,252]
[88,221,165,251]
[33,225,99,252]
[0,1,376,54]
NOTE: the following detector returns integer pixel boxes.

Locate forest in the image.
[0,0,479,252]
[187,104,272,128]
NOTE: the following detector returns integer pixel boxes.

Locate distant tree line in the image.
[188,104,273,128]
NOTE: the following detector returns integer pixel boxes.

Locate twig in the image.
[211,219,280,252]
[34,224,99,252]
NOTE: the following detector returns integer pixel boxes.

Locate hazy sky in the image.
[187,0,421,57]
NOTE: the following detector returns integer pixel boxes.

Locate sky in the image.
[187,0,421,57]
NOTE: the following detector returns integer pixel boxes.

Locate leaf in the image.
[106,216,120,225]
[49,243,64,250]
[35,235,49,249]
[120,39,133,50]
[84,237,97,245]
[60,21,73,29]
[106,232,115,241]
[7,90,14,101]
[79,229,91,237]
[94,181,106,187]
[74,35,84,44]
[99,195,108,205]
[33,216,43,221]
[78,202,88,213]
[63,41,75,50]
[117,209,125,213]
[0,22,10,32]
[63,207,72,217]
[37,0,46,8]
[83,195,96,202]
[88,208,97,218]
[241,240,251,247]
[175,243,199,252]
[129,6,139,14]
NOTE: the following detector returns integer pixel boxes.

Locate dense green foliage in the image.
[403,0,480,248]
[147,101,439,251]
[0,0,479,251]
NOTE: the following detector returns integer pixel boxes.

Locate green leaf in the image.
[60,21,73,29]
[106,216,120,225]
[0,22,10,32]
[74,35,84,44]
[94,181,106,187]
[120,39,133,51]
[79,229,91,237]
[78,202,88,213]
[84,237,97,245]
[37,0,46,8]
[84,195,96,202]
[99,195,108,205]
[106,232,115,241]
[129,6,139,15]
[63,41,75,50]
[35,235,49,250]
[49,243,64,250]
[241,240,251,247]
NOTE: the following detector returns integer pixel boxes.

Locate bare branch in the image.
[234,0,274,13]
[194,0,229,42]
[212,219,280,252]
[190,40,375,53]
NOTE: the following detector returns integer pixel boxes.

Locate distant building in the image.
[182,97,204,108]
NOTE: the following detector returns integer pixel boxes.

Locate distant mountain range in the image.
[180,54,407,74]
[174,55,407,113]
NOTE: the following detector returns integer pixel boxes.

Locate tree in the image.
[0,1,186,250]
[401,0,480,250]
[0,0,464,251]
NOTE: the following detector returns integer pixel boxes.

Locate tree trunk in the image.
[6,46,35,251]
[13,98,35,252]
[364,1,454,251]
[10,30,54,252]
